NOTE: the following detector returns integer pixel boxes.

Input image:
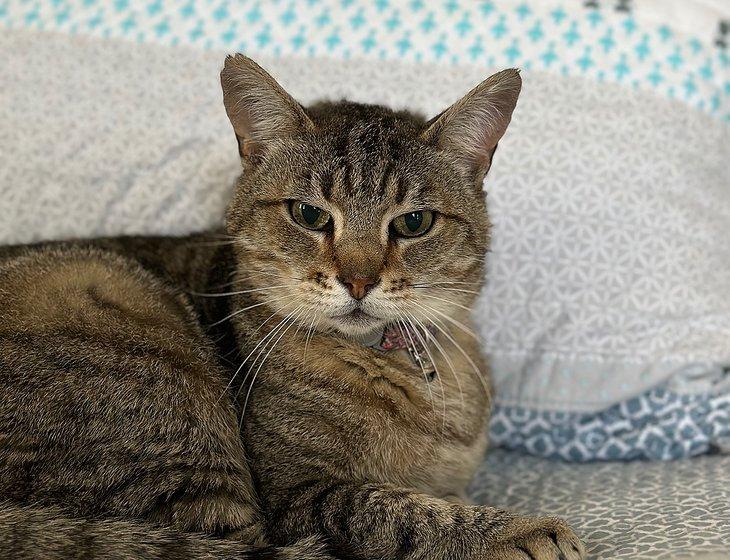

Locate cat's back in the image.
[0,245,199,344]
[0,243,259,528]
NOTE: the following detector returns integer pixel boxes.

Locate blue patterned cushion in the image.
[491,387,730,461]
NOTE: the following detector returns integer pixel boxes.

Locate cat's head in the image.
[221,55,520,338]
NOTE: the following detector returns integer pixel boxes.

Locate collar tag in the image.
[368,324,437,375]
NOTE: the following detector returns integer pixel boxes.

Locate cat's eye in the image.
[391,210,434,238]
[290,201,331,231]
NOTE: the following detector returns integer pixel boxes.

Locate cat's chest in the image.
[249,335,489,497]
[349,350,487,494]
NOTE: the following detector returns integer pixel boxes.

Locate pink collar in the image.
[367,324,437,374]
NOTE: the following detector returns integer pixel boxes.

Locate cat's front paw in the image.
[488,516,586,560]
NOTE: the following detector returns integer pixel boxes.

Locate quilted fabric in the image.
[470,449,730,558]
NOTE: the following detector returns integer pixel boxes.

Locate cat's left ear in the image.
[422,69,521,183]
[221,54,314,163]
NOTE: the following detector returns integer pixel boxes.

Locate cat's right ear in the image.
[421,68,521,183]
[221,54,313,164]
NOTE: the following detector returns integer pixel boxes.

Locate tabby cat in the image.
[0,55,586,560]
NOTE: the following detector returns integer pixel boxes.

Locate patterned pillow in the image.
[1,0,728,460]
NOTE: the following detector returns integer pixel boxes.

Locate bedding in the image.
[1,1,728,462]
[472,449,730,559]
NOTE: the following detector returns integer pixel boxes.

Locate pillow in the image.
[2,0,728,461]
[475,71,730,460]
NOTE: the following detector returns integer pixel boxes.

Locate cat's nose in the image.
[338,274,379,300]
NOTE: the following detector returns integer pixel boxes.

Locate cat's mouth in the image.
[328,306,388,336]
[334,308,378,324]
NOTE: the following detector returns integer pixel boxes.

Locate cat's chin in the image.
[328,309,387,338]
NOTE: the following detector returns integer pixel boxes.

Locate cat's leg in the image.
[0,248,261,539]
[264,479,583,560]
[243,333,585,560]
[0,502,331,560]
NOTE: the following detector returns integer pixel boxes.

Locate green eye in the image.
[391,210,434,238]
[290,201,331,230]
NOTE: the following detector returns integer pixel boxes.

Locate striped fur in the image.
[0,246,335,559]
[0,55,585,559]
[0,503,329,560]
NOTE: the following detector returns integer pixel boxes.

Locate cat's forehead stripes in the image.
[312,116,424,208]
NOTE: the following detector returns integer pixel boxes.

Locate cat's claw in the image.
[487,516,586,560]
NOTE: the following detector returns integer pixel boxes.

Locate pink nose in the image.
[338,274,378,300]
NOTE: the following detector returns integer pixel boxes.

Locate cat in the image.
[0,55,586,560]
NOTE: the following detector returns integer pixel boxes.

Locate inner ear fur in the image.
[422,68,522,182]
[220,54,314,162]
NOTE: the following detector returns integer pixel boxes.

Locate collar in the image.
[362,323,437,373]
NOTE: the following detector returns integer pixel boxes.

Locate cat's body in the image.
[0,56,585,559]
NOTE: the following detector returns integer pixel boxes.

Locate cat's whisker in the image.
[217,302,299,403]
[208,292,297,327]
[188,284,296,298]
[410,301,478,340]
[248,306,304,384]
[402,315,448,436]
[187,239,242,248]
[203,279,243,291]
[411,284,481,295]
[437,287,481,296]
[415,308,491,401]
[291,308,308,340]
[199,270,282,294]
[395,317,437,417]
[412,285,481,296]
[302,313,318,364]
[409,314,465,413]
[233,308,301,413]
[185,233,246,247]
[230,270,282,283]
[417,294,473,313]
[403,329,447,425]
[245,273,282,282]
[239,306,306,427]
[413,280,475,286]
[236,305,303,399]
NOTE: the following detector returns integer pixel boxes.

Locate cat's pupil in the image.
[300,203,321,225]
[404,211,423,232]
